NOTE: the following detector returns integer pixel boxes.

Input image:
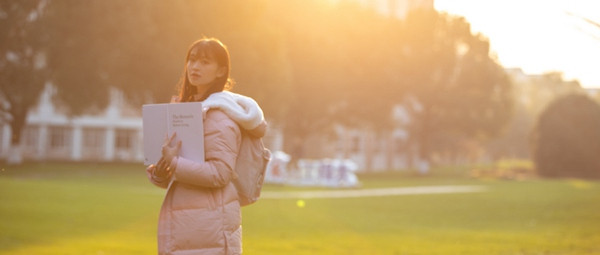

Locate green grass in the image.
[1,163,599,254]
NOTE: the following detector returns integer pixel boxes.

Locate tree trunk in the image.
[7,109,27,165]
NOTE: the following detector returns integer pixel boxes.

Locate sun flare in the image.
[435,0,600,88]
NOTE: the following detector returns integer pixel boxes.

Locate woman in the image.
[146,38,267,255]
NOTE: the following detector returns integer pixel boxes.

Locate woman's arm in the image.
[170,110,241,188]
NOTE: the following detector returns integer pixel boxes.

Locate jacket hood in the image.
[203,91,267,138]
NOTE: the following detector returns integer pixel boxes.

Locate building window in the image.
[83,128,105,150]
[23,126,39,149]
[48,126,71,150]
[115,129,134,150]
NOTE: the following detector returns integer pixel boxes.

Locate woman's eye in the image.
[188,56,212,65]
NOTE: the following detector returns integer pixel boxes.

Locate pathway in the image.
[261,185,487,199]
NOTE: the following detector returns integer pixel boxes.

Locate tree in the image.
[43,0,290,117]
[532,93,600,179]
[2,0,516,168]
[44,0,182,113]
[1,0,291,164]
[271,0,361,157]
[486,71,585,161]
[486,103,533,160]
[271,0,403,162]
[398,9,513,164]
[0,0,50,164]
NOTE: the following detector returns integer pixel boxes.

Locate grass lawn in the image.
[0,162,599,254]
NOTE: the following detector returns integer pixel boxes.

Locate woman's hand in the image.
[146,164,156,180]
[162,132,182,166]
[147,157,173,182]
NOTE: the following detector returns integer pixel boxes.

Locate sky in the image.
[434,0,600,88]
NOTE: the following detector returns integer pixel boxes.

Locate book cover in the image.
[142,102,204,165]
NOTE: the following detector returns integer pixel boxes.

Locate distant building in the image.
[505,67,589,115]
[0,83,283,164]
[1,84,144,162]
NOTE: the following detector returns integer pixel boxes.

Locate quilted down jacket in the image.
[148,92,267,255]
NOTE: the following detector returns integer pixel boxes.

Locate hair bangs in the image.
[188,39,228,66]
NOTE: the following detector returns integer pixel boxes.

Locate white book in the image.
[142,102,204,165]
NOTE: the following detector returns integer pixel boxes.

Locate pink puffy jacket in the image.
[148,108,267,255]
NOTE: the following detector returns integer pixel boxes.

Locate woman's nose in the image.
[189,60,201,70]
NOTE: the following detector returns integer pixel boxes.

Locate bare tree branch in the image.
[565,11,600,41]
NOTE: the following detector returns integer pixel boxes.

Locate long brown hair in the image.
[177,38,234,102]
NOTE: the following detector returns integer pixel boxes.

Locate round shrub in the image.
[531,93,600,179]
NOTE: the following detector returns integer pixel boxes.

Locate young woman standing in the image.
[146,38,267,255]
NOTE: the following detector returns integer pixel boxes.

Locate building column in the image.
[71,125,82,161]
[135,129,144,162]
[0,125,8,159]
[38,125,48,160]
[104,127,115,161]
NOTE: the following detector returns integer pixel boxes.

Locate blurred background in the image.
[1,0,600,179]
[2,1,600,254]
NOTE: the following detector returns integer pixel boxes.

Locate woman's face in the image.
[186,48,225,87]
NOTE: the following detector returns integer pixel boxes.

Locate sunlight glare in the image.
[435,0,600,88]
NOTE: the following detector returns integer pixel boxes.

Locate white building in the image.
[1,84,144,162]
[0,83,286,165]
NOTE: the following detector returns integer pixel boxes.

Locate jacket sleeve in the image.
[247,120,268,138]
[171,110,241,188]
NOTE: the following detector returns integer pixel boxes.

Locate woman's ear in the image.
[217,66,227,78]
